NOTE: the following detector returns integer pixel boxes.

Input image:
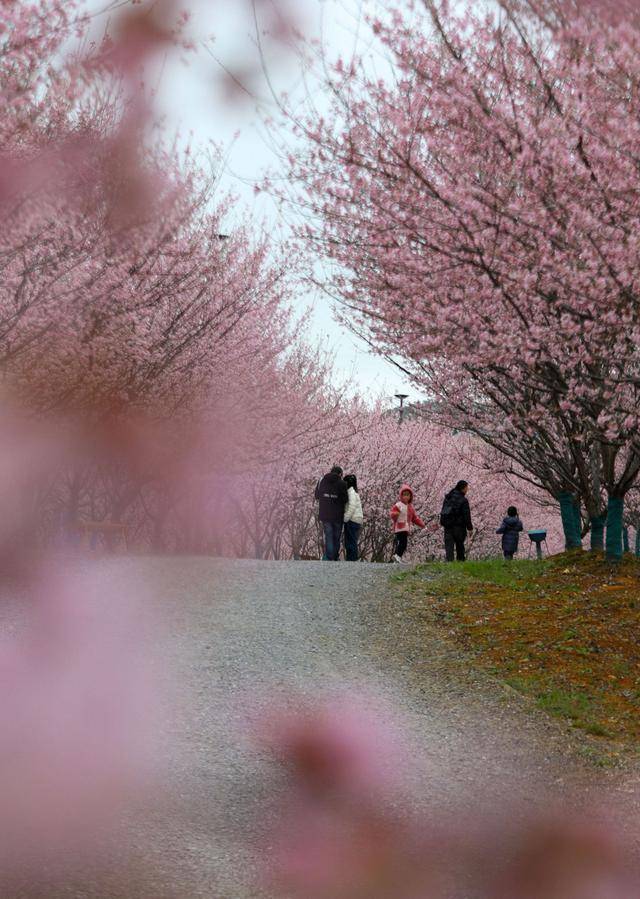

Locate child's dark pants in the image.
[394,531,409,558]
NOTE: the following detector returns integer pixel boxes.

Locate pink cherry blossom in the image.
[285,0,640,554]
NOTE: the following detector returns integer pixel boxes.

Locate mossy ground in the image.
[397,552,640,751]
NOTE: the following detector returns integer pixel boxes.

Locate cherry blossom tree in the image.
[286,0,640,559]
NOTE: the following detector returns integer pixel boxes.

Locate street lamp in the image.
[395,393,409,425]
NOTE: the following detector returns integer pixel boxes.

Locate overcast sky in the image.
[136,0,416,404]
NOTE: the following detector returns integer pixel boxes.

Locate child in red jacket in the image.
[390,484,425,562]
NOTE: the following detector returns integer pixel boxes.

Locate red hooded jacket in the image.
[390,484,425,533]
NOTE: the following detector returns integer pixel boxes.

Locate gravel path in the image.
[12,557,639,897]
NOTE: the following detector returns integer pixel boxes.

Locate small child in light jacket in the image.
[343,474,364,561]
[496,506,523,559]
[390,483,425,562]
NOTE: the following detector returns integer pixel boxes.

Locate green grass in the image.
[536,687,591,721]
[535,689,613,738]
[418,558,545,588]
[397,552,640,752]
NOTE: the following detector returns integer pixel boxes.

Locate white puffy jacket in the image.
[344,486,364,525]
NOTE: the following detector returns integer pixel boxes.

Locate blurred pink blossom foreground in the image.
[258,694,638,899]
[0,562,158,886]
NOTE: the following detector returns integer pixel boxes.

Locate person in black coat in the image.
[496,506,524,559]
[440,480,473,561]
[315,466,348,561]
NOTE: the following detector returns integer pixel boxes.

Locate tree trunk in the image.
[589,515,606,552]
[572,498,582,542]
[605,496,624,562]
[558,492,582,550]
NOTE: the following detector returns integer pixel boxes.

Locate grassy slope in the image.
[397,553,640,752]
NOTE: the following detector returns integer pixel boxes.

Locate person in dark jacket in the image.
[496,506,523,559]
[440,480,473,562]
[315,466,348,561]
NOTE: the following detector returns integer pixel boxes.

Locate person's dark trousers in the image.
[344,521,361,561]
[322,521,343,561]
[444,526,467,561]
[503,551,514,560]
[394,531,409,558]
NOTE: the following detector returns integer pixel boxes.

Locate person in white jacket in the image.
[343,474,364,561]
